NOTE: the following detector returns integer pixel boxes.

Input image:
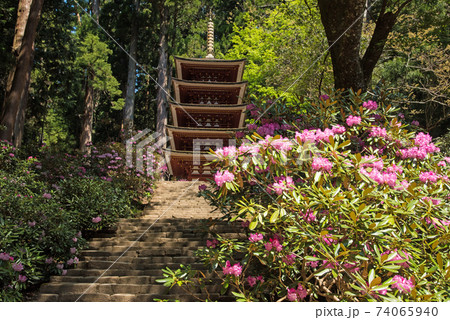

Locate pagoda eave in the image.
[167,125,243,152]
[174,56,246,82]
[164,149,217,181]
[169,103,246,128]
[172,78,248,105]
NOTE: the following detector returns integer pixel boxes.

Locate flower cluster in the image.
[311,157,333,173]
[391,275,415,294]
[223,261,242,277]
[214,170,235,187]
[267,176,295,195]
[287,284,308,301]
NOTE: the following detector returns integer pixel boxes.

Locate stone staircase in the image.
[35,181,241,302]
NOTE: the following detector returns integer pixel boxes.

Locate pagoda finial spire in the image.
[205,10,214,59]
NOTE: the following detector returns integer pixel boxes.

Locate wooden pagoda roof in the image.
[169,102,246,128]
[164,148,217,181]
[166,124,243,152]
[174,56,246,83]
[172,79,247,105]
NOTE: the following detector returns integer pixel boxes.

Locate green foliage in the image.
[0,140,159,301]
[226,0,331,99]
[170,90,450,301]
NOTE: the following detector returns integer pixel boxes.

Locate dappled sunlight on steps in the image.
[35,181,240,302]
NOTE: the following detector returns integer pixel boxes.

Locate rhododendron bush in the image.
[186,91,450,301]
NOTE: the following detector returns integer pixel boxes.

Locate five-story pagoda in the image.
[165,17,247,180]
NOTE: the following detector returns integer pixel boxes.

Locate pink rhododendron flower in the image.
[268,176,295,195]
[265,238,283,252]
[206,239,219,248]
[0,253,12,261]
[391,275,414,293]
[287,284,308,301]
[45,257,53,264]
[62,270,67,276]
[223,261,242,277]
[215,146,237,159]
[315,128,335,143]
[369,126,387,138]
[346,115,361,126]
[311,157,333,173]
[271,137,293,152]
[301,209,316,223]
[320,94,329,101]
[295,129,316,143]
[198,184,207,191]
[247,276,257,287]
[92,216,102,223]
[28,221,36,227]
[12,263,24,272]
[214,170,235,187]
[70,247,76,254]
[282,254,296,265]
[331,125,346,134]
[249,233,263,242]
[18,275,27,283]
[419,171,439,183]
[43,193,52,199]
[363,100,378,110]
[438,161,446,167]
[66,258,74,266]
[411,120,419,126]
[320,234,336,246]
[247,123,258,131]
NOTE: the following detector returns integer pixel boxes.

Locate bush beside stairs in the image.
[35,181,239,302]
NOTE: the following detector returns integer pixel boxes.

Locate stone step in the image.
[63,268,165,277]
[49,275,153,285]
[75,260,205,270]
[88,232,207,241]
[80,255,198,264]
[80,248,196,258]
[38,282,216,296]
[36,293,222,302]
[87,239,204,249]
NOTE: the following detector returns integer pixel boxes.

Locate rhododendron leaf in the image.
[337,140,351,150]
[358,203,366,212]
[382,264,401,271]
[436,253,443,270]
[314,172,321,183]
[350,211,357,223]
[315,268,331,277]
[249,220,258,230]
[355,255,369,261]
[305,256,322,261]
[370,276,382,287]
[270,210,279,223]
[368,269,376,284]
[362,187,373,198]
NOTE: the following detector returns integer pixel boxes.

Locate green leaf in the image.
[249,220,258,230]
[270,209,279,223]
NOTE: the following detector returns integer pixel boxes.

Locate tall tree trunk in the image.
[318,0,366,92]
[155,2,169,144]
[318,0,412,92]
[0,0,44,144]
[2,0,32,113]
[123,0,140,141]
[80,73,94,153]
